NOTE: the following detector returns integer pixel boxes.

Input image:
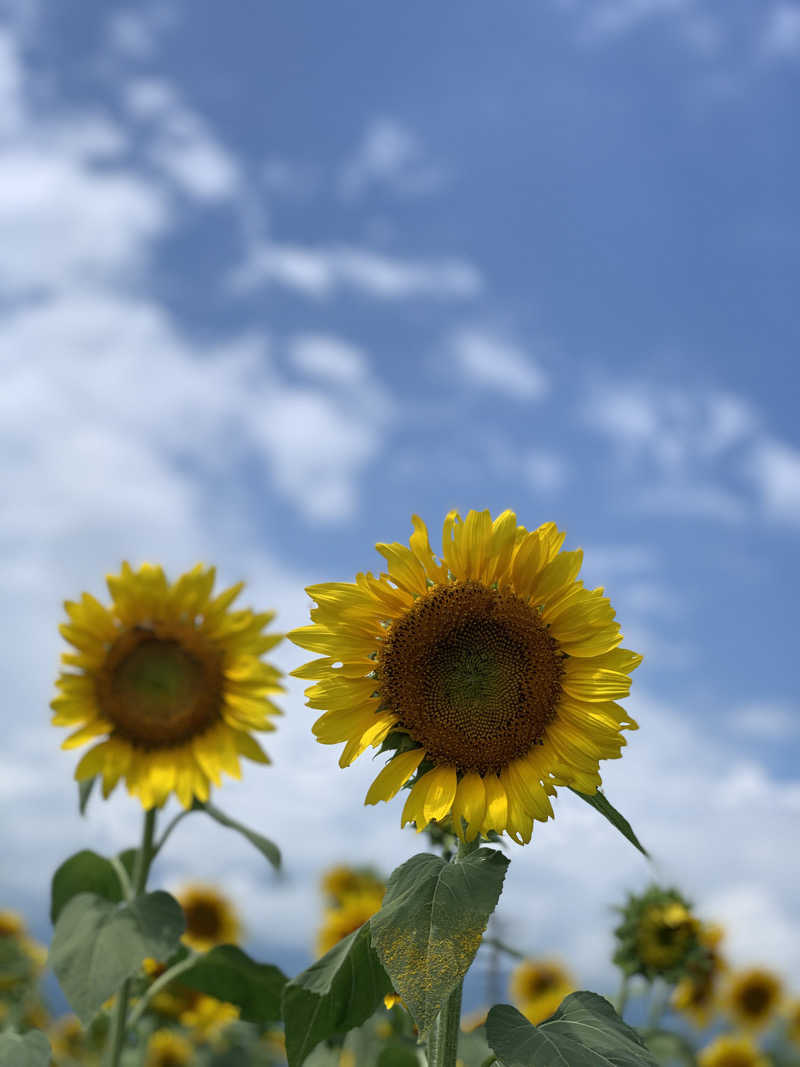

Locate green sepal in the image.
[0,1030,51,1066]
[370,848,509,1036]
[49,890,185,1022]
[486,994,660,1066]
[78,776,96,816]
[282,921,393,1067]
[180,945,287,1023]
[193,800,281,870]
[568,788,649,858]
[50,850,125,924]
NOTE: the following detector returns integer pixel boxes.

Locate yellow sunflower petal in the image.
[365,747,425,805]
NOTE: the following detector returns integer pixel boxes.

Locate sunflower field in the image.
[1,511,799,1067]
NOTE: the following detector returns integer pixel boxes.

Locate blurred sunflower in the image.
[697,1033,769,1067]
[321,864,386,905]
[723,968,783,1032]
[614,886,701,983]
[177,883,241,952]
[145,1029,194,1067]
[673,922,726,1027]
[510,959,574,1025]
[180,993,239,1042]
[48,1015,86,1062]
[290,510,640,844]
[52,562,284,809]
[317,886,386,956]
[786,999,800,1045]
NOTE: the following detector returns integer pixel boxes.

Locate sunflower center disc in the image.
[184,900,223,940]
[379,580,564,774]
[741,984,771,1017]
[98,629,222,747]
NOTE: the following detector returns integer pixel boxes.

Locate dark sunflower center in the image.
[97,628,222,747]
[740,983,772,1017]
[184,900,223,940]
[378,580,564,774]
[526,969,560,997]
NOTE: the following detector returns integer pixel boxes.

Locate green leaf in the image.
[198,801,281,870]
[180,945,287,1023]
[569,789,649,858]
[78,776,96,816]
[0,1030,51,1066]
[377,1048,422,1067]
[282,921,393,1067]
[370,848,509,1035]
[50,850,124,924]
[49,890,185,1022]
[117,848,138,880]
[640,1029,698,1067]
[486,994,660,1067]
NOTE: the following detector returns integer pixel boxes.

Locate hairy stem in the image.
[105,807,158,1067]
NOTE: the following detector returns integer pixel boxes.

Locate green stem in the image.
[152,808,192,859]
[646,979,669,1030]
[483,935,526,961]
[426,837,478,1067]
[105,807,158,1067]
[126,949,200,1030]
[616,974,630,1019]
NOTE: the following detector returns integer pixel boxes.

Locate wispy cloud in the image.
[339,117,446,199]
[731,702,800,741]
[745,438,800,525]
[448,327,549,400]
[232,242,482,300]
[761,3,800,59]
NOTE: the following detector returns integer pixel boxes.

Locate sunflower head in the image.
[316,887,386,957]
[724,968,783,1032]
[672,921,727,1027]
[52,562,284,810]
[289,510,641,845]
[179,993,239,1043]
[697,1033,770,1067]
[145,1028,195,1067]
[321,864,386,905]
[510,958,574,1024]
[177,883,241,952]
[613,885,703,982]
[47,1015,86,1059]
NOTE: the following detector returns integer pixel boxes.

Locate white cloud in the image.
[340,117,445,199]
[745,438,800,524]
[732,702,800,740]
[449,328,549,400]
[124,77,240,201]
[289,333,369,387]
[106,8,173,61]
[761,3,800,58]
[232,242,482,300]
[638,483,747,522]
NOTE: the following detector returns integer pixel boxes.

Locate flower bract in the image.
[290,509,641,843]
[52,562,284,809]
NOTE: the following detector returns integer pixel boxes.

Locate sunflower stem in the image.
[152,808,192,858]
[616,974,630,1019]
[126,949,200,1030]
[426,837,477,1067]
[105,807,158,1067]
[646,978,669,1030]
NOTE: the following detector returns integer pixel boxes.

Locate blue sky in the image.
[1,0,799,1010]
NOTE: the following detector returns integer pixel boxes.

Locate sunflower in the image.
[321,864,386,905]
[724,968,783,1032]
[316,887,386,956]
[786,999,800,1045]
[177,883,241,952]
[145,1029,195,1067]
[180,993,239,1042]
[289,510,641,844]
[52,562,284,809]
[614,886,701,983]
[697,1034,769,1067]
[510,959,574,1024]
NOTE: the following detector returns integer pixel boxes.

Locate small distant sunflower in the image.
[145,1029,194,1067]
[510,959,574,1025]
[316,887,386,956]
[724,968,783,1033]
[698,1033,769,1067]
[786,999,800,1045]
[673,923,727,1027]
[289,510,641,844]
[48,1015,85,1060]
[177,883,241,952]
[321,865,386,905]
[180,993,239,1042]
[614,886,701,983]
[52,562,284,809]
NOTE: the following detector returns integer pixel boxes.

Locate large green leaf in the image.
[568,789,649,858]
[0,1030,51,1066]
[180,945,287,1023]
[486,995,660,1067]
[370,848,509,1035]
[49,890,185,1022]
[50,850,125,924]
[282,921,393,1067]
[197,801,281,870]
[640,1029,698,1067]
